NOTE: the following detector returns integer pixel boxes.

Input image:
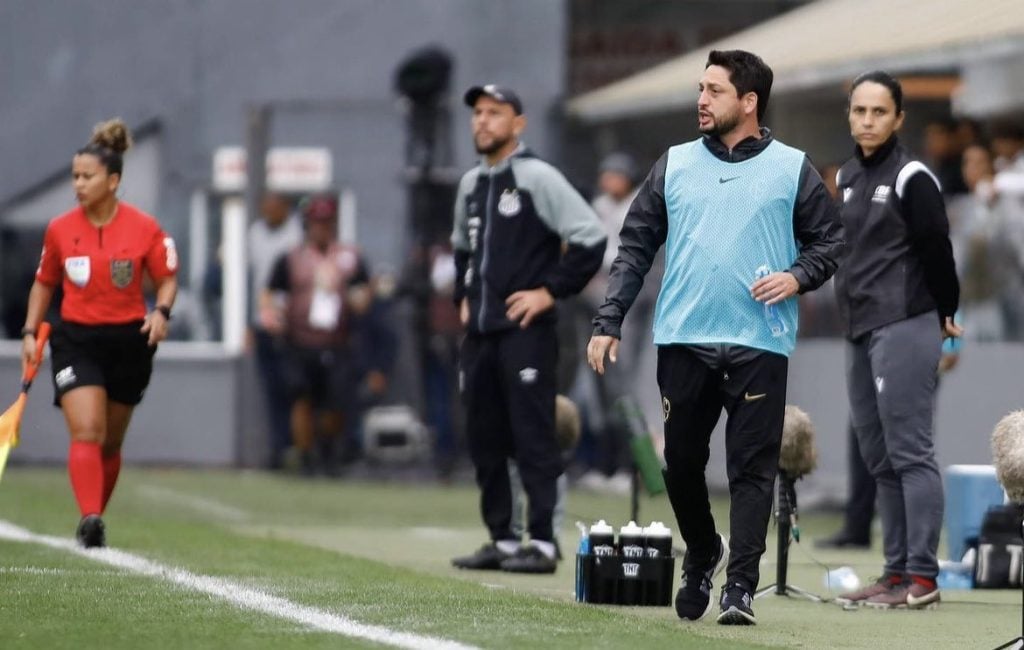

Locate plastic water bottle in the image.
[618,521,645,559]
[589,520,615,557]
[755,265,788,337]
[642,521,673,559]
[575,521,590,602]
[824,566,861,592]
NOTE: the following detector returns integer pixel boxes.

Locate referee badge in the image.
[110,259,134,288]
[64,256,90,287]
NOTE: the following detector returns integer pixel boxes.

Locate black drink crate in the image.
[574,520,675,606]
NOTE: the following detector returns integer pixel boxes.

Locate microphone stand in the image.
[993,517,1024,650]
[754,470,821,601]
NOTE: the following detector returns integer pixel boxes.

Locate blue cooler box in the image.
[944,464,1006,561]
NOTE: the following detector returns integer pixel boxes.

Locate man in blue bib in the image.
[588,50,844,626]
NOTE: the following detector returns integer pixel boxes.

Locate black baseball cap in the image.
[463,84,523,114]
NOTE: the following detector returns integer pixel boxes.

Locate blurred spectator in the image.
[249,193,304,469]
[946,144,1001,339]
[345,273,399,462]
[797,163,843,338]
[962,124,1024,340]
[923,118,968,196]
[262,194,368,476]
[990,122,1024,173]
[955,117,983,152]
[575,152,651,494]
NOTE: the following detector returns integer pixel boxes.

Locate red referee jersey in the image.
[36,202,178,325]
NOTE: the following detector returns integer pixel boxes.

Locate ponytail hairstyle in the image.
[77,118,133,177]
[849,71,903,114]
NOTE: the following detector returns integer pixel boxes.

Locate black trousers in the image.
[460,323,561,542]
[658,345,788,591]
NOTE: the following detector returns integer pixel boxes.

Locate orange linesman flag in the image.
[0,322,51,481]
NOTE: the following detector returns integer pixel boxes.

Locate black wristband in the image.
[155,305,172,320]
[20,327,36,337]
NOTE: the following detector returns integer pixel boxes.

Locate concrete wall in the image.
[0,342,240,466]
[0,0,569,274]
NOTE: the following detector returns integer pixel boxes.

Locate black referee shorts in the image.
[50,320,156,407]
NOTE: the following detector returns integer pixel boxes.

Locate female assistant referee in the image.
[20,118,178,548]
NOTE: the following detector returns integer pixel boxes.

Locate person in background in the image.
[249,192,303,469]
[21,118,178,547]
[588,50,843,625]
[832,71,961,610]
[990,122,1024,173]
[923,118,968,196]
[450,84,605,575]
[576,152,649,494]
[796,163,844,338]
[345,273,399,463]
[262,194,369,476]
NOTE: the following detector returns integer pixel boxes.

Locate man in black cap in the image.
[450,84,605,573]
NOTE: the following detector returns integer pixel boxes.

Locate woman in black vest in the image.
[832,71,962,610]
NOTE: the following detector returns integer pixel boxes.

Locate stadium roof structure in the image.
[567,0,1024,122]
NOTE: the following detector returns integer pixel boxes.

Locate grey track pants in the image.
[846,311,943,578]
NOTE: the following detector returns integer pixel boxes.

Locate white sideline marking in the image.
[0,520,478,650]
[0,566,122,576]
[138,485,251,523]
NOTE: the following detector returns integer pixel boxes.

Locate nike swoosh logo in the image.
[719,176,741,184]
[744,392,766,402]
[905,590,938,608]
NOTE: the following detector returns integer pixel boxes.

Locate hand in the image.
[751,271,800,305]
[460,298,469,326]
[21,333,37,375]
[587,335,619,375]
[259,305,285,335]
[141,309,170,346]
[938,353,959,373]
[505,287,554,328]
[942,316,964,339]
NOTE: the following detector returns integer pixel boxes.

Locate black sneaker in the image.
[717,582,756,625]
[500,545,557,574]
[451,543,513,571]
[76,515,106,549]
[675,533,729,621]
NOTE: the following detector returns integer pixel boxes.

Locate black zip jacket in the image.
[451,146,606,334]
[834,137,959,339]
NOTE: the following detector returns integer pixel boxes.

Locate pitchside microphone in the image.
[777,405,817,543]
[992,410,1024,503]
[555,394,582,455]
[990,410,1024,650]
[756,404,822,600]
[779,405,818,480]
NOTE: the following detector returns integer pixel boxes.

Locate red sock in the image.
[911,575,937,589]
[68,441,104,517]
[101,452,122,513]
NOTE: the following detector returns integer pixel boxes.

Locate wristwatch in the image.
[20,326,35,337]
[155,305,172,320]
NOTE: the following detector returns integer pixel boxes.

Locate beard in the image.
[699,107,741,137]
[474,132,512,156]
